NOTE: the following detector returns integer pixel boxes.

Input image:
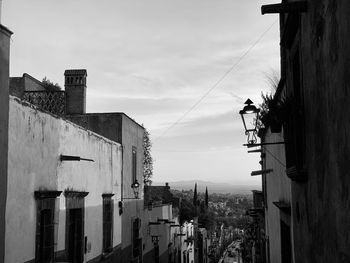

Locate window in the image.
[284,29,307,181]
[34,190,62,263]
[280,220,292,263]
[132,146,137,182]
[102,194,114,253]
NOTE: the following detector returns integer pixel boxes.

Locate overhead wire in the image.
[154,19,278,141]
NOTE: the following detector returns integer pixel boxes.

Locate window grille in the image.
[23,91,65,115]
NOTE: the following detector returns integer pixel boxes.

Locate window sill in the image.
[101,249,114,260]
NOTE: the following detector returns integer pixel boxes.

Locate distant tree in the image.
[143,128,153,185]
[200,201,206,214]
[179,199,196,224]
[42,77,61,91]
[193,183,198,207]
[205,187,209,208]
[198,209,216,230]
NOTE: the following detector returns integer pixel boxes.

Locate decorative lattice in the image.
[23,91,65,115]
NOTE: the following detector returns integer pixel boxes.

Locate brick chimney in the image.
[64,69,87,115]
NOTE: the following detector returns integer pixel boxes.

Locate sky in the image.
[2,0,280,186]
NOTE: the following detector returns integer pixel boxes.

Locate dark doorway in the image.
[154,244,159,263]
[68,208,84,263]
[38,208,55,262]
[280,220,292,263]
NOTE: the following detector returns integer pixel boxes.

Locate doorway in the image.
[68,208,84,263]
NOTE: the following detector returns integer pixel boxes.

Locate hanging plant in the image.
[258,93,293,133]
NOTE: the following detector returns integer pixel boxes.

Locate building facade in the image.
[5,95,123,262]
[12,68,146,263]
[258,0,350,262]
[0,23,13,263]
[143,184,182,263]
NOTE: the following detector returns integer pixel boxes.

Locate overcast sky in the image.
[3,0,280,186]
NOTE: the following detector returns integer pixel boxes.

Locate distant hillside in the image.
[153,180,260,195]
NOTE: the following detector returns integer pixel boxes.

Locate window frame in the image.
[132,146,137,182]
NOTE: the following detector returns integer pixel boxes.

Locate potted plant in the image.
[258,93,292,133]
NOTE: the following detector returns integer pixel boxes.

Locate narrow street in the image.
[221,241,242,263]
[222,252,241,263]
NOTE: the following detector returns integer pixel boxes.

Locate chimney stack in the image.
[64,69,87,115]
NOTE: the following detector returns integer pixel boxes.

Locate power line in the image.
[154,19,278,141]
[153,147,238,153]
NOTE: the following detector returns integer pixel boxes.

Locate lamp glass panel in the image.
[243,112,258,132]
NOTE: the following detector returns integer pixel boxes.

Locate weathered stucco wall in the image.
[120,199,144,263]
[6,97,122,262]
[0,24,12,263]
[67,111,145,262]
[291,1,350,262]
[121,114,144,200]
[142,204,174,259]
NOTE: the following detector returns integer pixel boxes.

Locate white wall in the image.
[264,128,292,263]
[121,115,144,200]
[6,97,122,262]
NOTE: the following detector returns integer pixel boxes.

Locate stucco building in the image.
[257,0,350,262]
[7,96,123,263]
[63,72,145,263]
[9,68,145,263]
[0,22,13,263]
[143,184,182,263]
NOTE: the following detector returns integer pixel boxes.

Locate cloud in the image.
[3,0,279,185]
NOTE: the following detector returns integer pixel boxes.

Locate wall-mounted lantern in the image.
[152,235,160,245]
[239,99,260,145]
[131,179,140,199]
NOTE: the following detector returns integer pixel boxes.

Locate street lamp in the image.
[239,99,260,145]
[131,179,140,199]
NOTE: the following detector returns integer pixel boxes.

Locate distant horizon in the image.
[152,179,261,195]
[153,179,261,187]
